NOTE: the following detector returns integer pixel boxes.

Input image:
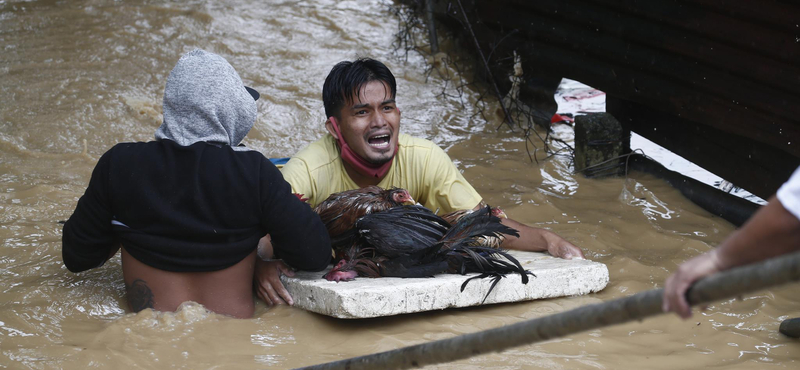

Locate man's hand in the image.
[541,230,585,260]
[497,215,586,259]
[662,250,723,318]
[663,196,800,319]
[254,258,296,306]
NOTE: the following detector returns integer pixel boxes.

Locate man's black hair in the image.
[323,58,397,119]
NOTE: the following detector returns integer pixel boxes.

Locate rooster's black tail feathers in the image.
[449,245,536,303]
[356,205,450,258]
[435,206,519,251]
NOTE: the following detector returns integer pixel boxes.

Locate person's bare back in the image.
[121,248,257,318]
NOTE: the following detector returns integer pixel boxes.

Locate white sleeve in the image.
[776,166,800,221]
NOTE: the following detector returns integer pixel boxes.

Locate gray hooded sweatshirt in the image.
[62,49,331,273]
[155,49,256,151]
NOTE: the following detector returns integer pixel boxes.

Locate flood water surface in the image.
[1,0,798,369]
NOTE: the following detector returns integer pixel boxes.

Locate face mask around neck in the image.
[329,116,397,179]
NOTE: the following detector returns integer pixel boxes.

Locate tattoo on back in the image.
[125,279,155,312]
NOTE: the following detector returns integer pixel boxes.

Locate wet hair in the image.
[323,58,397,120]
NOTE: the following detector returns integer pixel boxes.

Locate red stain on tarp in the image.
[551,114,574,124]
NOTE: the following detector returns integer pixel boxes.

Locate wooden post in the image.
[574,112,624,177]
[425,0,439,53]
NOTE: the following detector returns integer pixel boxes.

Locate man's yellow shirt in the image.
[280,134,482,214]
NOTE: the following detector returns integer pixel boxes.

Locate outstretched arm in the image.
[663,196,800,318]
[498,216,585,259]
[423,143,583,259]
[473,204,584,259]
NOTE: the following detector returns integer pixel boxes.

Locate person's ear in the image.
[325,117,339,140]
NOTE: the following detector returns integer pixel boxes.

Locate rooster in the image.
[322,204,448,281]
[441,205,508,224]
[323,205,533,302]
[313,186,415,258]
[441,205,510,249]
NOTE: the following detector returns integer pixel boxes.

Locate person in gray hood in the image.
[61,49,331,318]
[155,49,259,151]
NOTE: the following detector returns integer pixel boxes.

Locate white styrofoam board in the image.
[282,251,609,319]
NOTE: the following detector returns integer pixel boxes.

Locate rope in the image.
[294,251,800,370]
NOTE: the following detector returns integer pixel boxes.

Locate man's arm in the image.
[420,141,584,259]
[259,160,330,271]
[663,195,800,318]
[473,204,585,259]
[62,151,118,272]
[254,159,331,306]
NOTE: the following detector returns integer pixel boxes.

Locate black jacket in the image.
[62,139,331,273]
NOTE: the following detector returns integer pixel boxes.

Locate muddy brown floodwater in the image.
[0,0,797,369]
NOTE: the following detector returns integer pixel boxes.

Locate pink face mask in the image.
[329,116,397,179]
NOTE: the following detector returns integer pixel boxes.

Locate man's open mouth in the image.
[367,134,391,148]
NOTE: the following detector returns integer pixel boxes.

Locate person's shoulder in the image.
[398,134,448,159]
[101,141,157,160]
[108,140,151,150]
[398,134,441,156]
[287,134,340,172]
[399,134,437,149]
[108,139,182,154]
